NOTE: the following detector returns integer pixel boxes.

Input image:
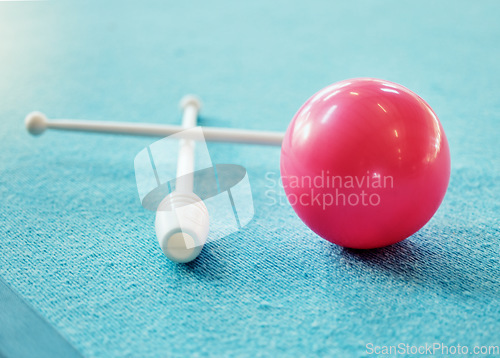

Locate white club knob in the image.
[155,192,209,263]
[25,111,47,136]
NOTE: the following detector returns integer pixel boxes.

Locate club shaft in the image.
[176,103,198,193]
[46,120,284,146]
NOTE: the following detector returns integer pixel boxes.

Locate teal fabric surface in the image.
[0,1,499,357]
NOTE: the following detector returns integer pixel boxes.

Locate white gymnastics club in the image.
[154,96,210,263]
[24,111,284,146]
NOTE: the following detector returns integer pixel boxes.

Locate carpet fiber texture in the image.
[0,1,499,357]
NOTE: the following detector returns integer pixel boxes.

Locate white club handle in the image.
[25,111,284,146]
[176,96,198,193]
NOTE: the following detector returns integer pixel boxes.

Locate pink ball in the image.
[280,78,450,249]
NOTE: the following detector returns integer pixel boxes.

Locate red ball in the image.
[280,78,450,249]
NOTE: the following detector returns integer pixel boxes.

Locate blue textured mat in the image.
[0,1,499,357]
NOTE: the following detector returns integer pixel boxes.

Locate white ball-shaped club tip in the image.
[25,111,47,136]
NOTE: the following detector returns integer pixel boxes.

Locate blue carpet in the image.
[0,1,498,357]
